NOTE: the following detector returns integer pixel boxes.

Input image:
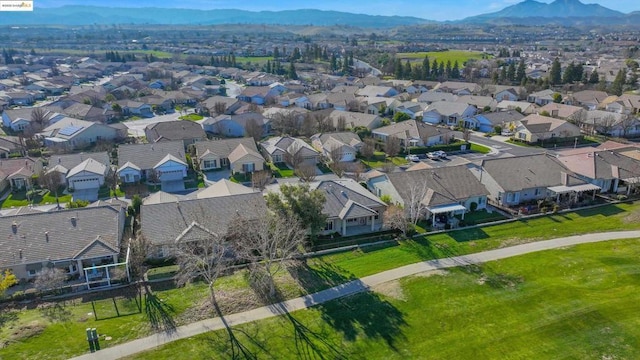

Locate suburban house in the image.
[416,91,457,105]
[368,165,488,227]
[372,120,454,148]
[0,136,24,158]
[202,112,268,138]
[355,85,398,98]
[117,141,187,191]
[470,154,597,208]
[311,132,363,162]
[66,158,108,201]
[260,136,320,167]
[39,117,119,150]
[144,120,207,148]
[556,146,640,195]
[0,157,43,193]
[2,107,62,132]
[115,100,154,118]
[455,95,498,112]
[583,110,640,138]
[394,101,428,119]
[266,179,387,236]
[236,86,281,105]
[199,95,243,116]
[0,205,126,282]
[564,90,609,110]
[468,110,524,133]
[539,103,584,120]
[613,94,640,114]
[496,100,538,114]
[433,81,481,96]
[489,85,525,101]
[194,138,264,173]
[527,89,556,106]
[422,101,477,126]
[513,114,582,144]
[327,110,382,130]
[140,192,267,258]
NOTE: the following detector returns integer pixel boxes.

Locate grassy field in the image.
[127,238,640,360]
[470,143,491,154]
[235,56,274,65]
[3,202,640,359]
[178,114,204,121]
[397,50,491,65]
[23,48,174,59]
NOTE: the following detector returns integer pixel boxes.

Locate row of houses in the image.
[4,138,640,286]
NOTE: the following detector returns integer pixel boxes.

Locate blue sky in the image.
[35,0,639,21]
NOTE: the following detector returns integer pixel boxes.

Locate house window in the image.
[27,269,38,277]
[242,163,255,173]
[221,158,229,166]
[203,159,217,169]
[518,133,527,140]
[324,221,333,231]
[534,188,541,196]
[347,218,359,223]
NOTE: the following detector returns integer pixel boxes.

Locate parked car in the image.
[405,154,420,162]
[426,152,438,159]
[433,150,447,159]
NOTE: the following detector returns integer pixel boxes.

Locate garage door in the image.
[71,178,101,190]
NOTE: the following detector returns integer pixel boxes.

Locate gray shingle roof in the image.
[311,179,386,219]
[49,152,111,172]
[145,120,207,143]
[481,154,584,192]
[194,138,259,159]
[386,165,488,207]
[118,141,185,171]
[0,205,123,268]
[140,193,267,246]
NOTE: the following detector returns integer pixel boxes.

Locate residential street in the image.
[71,231,640,360]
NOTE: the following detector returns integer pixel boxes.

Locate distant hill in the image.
[0,6,433,27]
[461,0,624,23]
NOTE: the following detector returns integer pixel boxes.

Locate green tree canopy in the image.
[265,184,326,238]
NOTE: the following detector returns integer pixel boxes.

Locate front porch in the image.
[427,204,467,230]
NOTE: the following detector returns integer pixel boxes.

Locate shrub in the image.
[470,202,478,212]
[617,194,628,201]
[552,204,560,213]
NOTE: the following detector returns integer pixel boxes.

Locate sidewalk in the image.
[71,231,640,360]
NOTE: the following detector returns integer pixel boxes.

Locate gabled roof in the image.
[227,143,263,163]
[50,152,110,172]
[425,101,475,116]
[67,158,107,178]
[386,165,488,207]
[195,138,259,159]
[154,153,187,169]
[118,141,185,171]
[480,153,585,192]
[117,161,141,172]
[195,179,258,199]
[311,179,386,219]
[0,205,123,268]
[145,120,207,143]
[373,120,452,140]
[140,192,267,246]
[517,114,577,134]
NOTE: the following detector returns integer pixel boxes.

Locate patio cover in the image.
[427,204,467,214]
[548,184,601,194]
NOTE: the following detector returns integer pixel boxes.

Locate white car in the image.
[405,154,420,162]
[433,150,447,159]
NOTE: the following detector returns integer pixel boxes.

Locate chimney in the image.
[19,249,22,260]
[12,221,18,234]
[70,216,77,227]
[560,171,569,186]
[45,231,49,242]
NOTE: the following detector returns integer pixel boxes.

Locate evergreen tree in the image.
[330,54,337,71]
[438,62,445,78]
[562,62,575,84]
[499,66,507,84]
[507,62,516,83]
[445,60,452,79]
[288,61,298,80]
[395,60,403,79]
[422,55,430,80]
[431,59,439,79]
[451,60,460,79]
[516,59,526,83]
[610,69,626,96]
[404,60,412,80]
[549,58,562,85]
[589,70,599,84]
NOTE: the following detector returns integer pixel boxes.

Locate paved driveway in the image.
[72,189,99,202]
[161,180,186,193]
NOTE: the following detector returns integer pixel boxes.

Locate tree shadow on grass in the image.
[446,227,490,243]
[287,260,406,353]
[143,283,177,334]
[0,309,18,330]
[39,302,72,322]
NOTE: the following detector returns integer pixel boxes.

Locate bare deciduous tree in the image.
[40,171,63,208]
[128,232,150,281]
[317,115,335,133]
[30,107,48,132]
[336,116,347,131]
[352,162,366,182]
[271,111,300,136]
[361,137,376,159]
[34,268,67,294]
[598,114,618,136]
[213,102,227,115]
[384,136,402,157]
[300,113,316,137]
[244,118,264,142]
[327,145,347,178]
[405,183,429,225]
[295,164,317,182]
[381,162,396,174]
[251,170,272,190]
[618,114,636,137]
[232,213,306,297]
[284,142,304,170]
[383,205,409,236]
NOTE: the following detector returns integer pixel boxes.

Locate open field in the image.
[127,238,640,359]
[2,202,640,359]
[396,50,491,65]
[235,56,274,64]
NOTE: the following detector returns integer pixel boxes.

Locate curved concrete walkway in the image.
[71,231,640,360]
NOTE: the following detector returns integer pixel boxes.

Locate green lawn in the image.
[470,143,491,154]
[127,238,640,360]
[235,56,274,64]
[269,162,294,178]
[396,50,491,64]
[361,152,407,169]
[178,114,203,121]
[1,190,72,208]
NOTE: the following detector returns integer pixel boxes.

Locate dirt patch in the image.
[413,269,448,278]
[498,237,536,248]
[1,321,46,348]
[623,210,640,224]
[176,288,263,325]
[372,281,406,301]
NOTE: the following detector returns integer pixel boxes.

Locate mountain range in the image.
[0,0,637,27]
